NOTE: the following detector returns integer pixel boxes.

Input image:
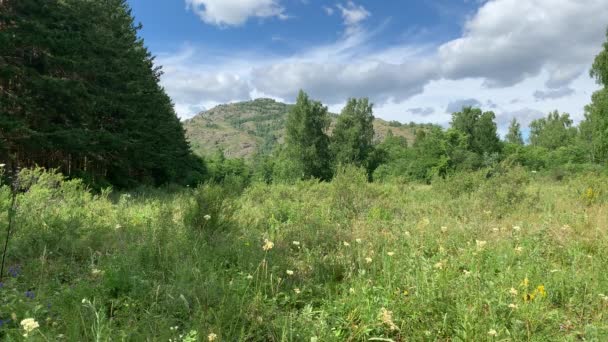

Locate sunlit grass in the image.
[1,167,607,340]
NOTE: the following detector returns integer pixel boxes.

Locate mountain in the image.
[183,98,418,158]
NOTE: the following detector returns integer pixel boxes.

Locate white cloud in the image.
[185,0,285,26]
[439,0,608,88]
[164,0,606,128]
[323,6,334,16]
[251,59,437,104]
[336,1,370,35]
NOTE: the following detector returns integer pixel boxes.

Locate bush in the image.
[434,170,485,198]
[477,164,530,215]
[183,184,235,240]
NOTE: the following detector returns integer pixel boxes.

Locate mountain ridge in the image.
[183,98,418,158]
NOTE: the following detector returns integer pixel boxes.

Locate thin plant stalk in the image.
[0,166,18,282]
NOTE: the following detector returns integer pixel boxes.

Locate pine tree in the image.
[0,0,204,187]
[284,90,331,180]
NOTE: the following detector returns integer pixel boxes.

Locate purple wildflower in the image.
[0,318,10,328]
[25,290,35,299]
[8,265,21,278]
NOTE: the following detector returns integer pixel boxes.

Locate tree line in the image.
[224,28,608,185]
[0,0,205,188]
[1,0,607,188]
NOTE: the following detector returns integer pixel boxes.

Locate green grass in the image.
[1,167,608,341]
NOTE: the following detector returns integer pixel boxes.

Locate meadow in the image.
[1,166,608,341]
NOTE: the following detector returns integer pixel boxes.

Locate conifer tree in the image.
[0,0,204,187]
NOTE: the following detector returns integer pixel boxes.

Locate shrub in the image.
[477,164,530,215]
[183,184,235,240]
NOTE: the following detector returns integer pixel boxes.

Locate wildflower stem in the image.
[0,165,18,282]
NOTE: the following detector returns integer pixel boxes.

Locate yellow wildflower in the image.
[207,332,218,341]
[487,329,497,337]
[286,270,294,276]
[523,293,535,302]
[536,285,547,297]
[387,251,395,256]
[509,287,518,296]
[365,257,373,263]
[262,239,274,251]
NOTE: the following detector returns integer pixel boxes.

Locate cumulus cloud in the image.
[156,48,252,117]
[251,59,438,104]
[533,87,575,101]
[164,0,605,121]
[445,98,482,113]
[185,0,285,26]
[439,0,608,88]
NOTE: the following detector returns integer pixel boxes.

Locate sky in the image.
[126,0,608,136]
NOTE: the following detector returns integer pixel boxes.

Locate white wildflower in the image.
[20,318,39,337]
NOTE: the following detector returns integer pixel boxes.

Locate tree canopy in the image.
[0,0,204,187]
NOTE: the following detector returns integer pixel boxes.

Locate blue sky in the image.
[126,0,608,135]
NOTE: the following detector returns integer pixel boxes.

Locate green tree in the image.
[505,118,524,145]
[580,28,608,163]
[0,0,204,187]
[591,28,608,87]
[330,98,375,170]
[450,107,502,155]
[284,90,332,180]
[529,111,577,150]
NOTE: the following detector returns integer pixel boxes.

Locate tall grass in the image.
[1,166,607,340]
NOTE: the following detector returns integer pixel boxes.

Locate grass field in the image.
[1,166,608,341]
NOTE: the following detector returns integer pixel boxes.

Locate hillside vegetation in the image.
[184,98,420,158]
